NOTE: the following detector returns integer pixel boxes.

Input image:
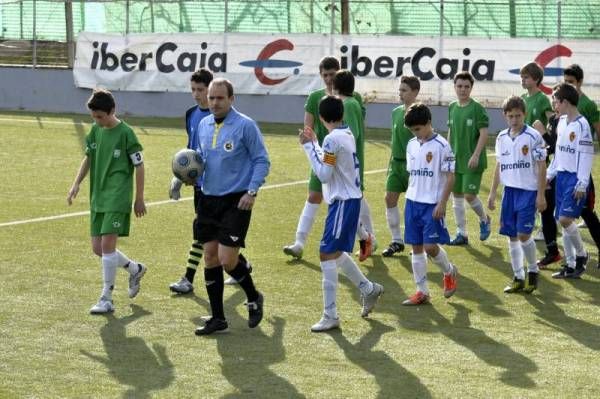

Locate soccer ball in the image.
[172,149,204,184]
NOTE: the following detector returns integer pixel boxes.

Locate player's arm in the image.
[468,127,488,169]
[130,150,146,217]
[532,120,546,135]
[532,137,548,211]
[433,146,455,219]
[304,111,315,130]
[574,128,595,199]
[300,127,335,183]
[487,163,501,211]
[67,156,90,205]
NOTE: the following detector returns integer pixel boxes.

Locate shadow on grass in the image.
[526,277,600,350]
[196,290,305,398]
[81,304,174,399]
[331,319,432,399]
[401,303,537,388]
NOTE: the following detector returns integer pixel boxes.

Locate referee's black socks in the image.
[204,266,225,320]
[227,260,259,303]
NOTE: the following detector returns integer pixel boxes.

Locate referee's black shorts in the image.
[194,191,252,247]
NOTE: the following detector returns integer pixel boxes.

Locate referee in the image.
[193,78,270,335]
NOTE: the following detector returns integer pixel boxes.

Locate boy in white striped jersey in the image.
[488,96,547,293]
[547,83,594,279]
[402,103,459,306]
[299,95,384,332]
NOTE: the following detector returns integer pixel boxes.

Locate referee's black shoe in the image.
[195,317,228,335]
[246,292,264,328]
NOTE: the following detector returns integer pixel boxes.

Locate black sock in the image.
[227,261,258,302]
[547,243,559,256]
[204,266,225,320]
[185,267,197,282]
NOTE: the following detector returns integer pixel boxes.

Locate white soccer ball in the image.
[172,149,204,184]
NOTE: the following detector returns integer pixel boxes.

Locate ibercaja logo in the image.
[239,39,303,86]
[509,44,572,94]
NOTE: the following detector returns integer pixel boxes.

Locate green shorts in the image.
[386,158,409,193]
[91,211,131,237]
[308,170,322,193]
[453,172,483,195]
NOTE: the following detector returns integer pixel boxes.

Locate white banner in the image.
[74,32,600,106]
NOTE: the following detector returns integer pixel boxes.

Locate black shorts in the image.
[194,191,252,247]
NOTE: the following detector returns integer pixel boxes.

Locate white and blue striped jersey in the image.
[303,125,362,204]
[406,133,455,204]
[547,114,594,191]
[495,125,547,191]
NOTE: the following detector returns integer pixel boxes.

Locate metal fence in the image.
[1,0,599,67]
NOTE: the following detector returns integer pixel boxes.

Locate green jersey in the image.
[85,121,143,213]
[391,105,413,161]
[522,90,552,127]
[343,96,365,187]
[448,98,489,174]
[578,93,599,138]
[305,88,364,144]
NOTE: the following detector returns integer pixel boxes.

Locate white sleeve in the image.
[575,125,594,191]
[302,136,336,183]
[441,144,455,173]
[494,135,501,159]
[531,134,547,162]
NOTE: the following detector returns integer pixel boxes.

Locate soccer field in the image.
[1,111,599,398]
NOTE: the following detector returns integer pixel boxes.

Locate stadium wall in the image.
[0,67,506,132]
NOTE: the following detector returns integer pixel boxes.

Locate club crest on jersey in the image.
[569,131,576,142]
[467,119,473,126]
[521,145,529,156]
[426,151,433,163]
[223,141,234,152]
[113,149,121,158]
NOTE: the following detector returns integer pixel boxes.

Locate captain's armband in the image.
[130,151,144,166]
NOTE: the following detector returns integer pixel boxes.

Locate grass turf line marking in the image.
[0,169,387,227]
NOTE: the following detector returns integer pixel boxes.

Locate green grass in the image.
[1,110,599,398]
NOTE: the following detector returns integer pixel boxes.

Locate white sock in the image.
[521,238,538,273]
[336,252,373,295]
[386,206,403,243]
[411,252,429,294]
[357,223,370,241]
[320,260,338,319]
[468,197,488,222]
[295,201,319,246]
[430,246,452,274]
[116,250,137,275]
[359,197,375,235]
[562,229,576,268]
[509,240,525,280]
[452,195,467,236]
[564,222,587,258]
[101,251,119,299]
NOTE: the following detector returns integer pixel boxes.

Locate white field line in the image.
[0,169,387,228]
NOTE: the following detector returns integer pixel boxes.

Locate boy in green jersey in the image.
[333,69,376,261]
[447,71,492,245]
[67,89,147,314]
[520,62,553,132]
[382,76,420,257]
[284,57,366,259]
[563,64,600,268]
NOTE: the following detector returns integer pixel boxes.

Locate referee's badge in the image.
[426,151,433,163]
[569,131,576,142]
[224,141,234,152]
[522,145,529,156]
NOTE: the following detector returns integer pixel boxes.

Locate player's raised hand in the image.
[299,125,316,144]
[67,184,79,205]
